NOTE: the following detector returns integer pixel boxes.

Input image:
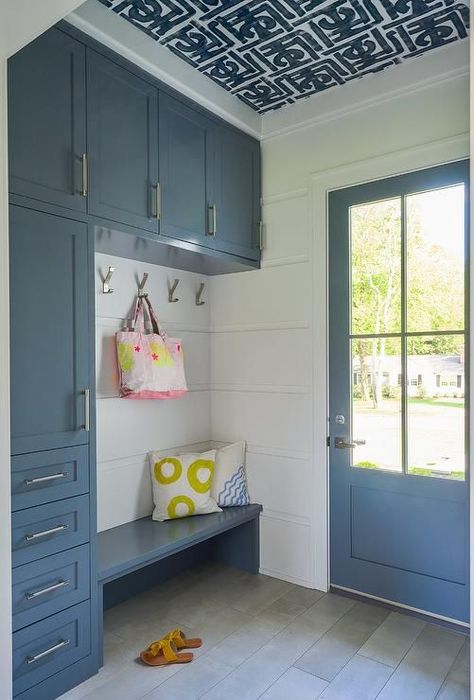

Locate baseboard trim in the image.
[331,584,469,632]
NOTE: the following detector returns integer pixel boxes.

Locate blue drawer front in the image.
[13,544,90,632]
[13,600,90,697]
[12,446,89,512]
[12,495,89,567]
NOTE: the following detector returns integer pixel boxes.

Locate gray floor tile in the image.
[377,624,466,700]
[295,601,389,681]
[207,607,292,667]
[319,654,392,699]
[59,564,471,700]
[358,611,425,667]
[263,586,327,620]
[260,667,328,699]
[141,655,234,700]
[300,592,356,636]
[231,574,294,615]
[202,613,320,700]
[184,606,253,656]
[436,638,470,700]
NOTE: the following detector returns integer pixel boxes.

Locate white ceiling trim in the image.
[261,40,469,140]
[67,0,261,138]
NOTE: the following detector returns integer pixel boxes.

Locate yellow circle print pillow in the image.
[149,450,222,522]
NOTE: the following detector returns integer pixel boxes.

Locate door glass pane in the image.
[351,198,402,335]
[407,185,465,333]
[407,335,465,479]
[352,337,402,471]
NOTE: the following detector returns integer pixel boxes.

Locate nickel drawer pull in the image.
[24,524,69,542]
[26,639,70,665]
[25,578,70,600]
[24,473,67,486]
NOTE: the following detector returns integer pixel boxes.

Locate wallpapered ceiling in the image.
[98,0,470,113]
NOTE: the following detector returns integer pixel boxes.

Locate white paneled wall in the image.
[209,191,313,587]
[95,252,211,531]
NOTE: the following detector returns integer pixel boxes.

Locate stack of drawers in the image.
[11,447,92,698]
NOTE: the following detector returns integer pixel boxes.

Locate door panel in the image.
[87,50,159,232]
[8,28,86,212]
[329,160,469,622]
[159,94,215,247]
[215,128,261,261]
[10,206,89,455]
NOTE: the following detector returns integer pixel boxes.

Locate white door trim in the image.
[309,132,470,593]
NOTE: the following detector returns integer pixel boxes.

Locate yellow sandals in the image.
[140,628,202,667]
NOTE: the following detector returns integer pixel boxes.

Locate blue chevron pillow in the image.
[211,441,250,508]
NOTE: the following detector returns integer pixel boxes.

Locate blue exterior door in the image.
[329,160,469,622]
[10,206,90,455]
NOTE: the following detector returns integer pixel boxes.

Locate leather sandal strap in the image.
[166,629,186,649]
[148,639,178,662]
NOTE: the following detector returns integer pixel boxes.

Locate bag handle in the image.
[142,294,167,339]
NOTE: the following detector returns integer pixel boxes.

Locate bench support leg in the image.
[211,517,260,574]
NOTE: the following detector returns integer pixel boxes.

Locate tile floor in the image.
[59,562,469,700]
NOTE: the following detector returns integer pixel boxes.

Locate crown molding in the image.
[261,41,469,141]
[67,0,261,139]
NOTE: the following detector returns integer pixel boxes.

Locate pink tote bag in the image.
[115,295,187,399]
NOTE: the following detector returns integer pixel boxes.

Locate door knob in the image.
[335,437,366,449]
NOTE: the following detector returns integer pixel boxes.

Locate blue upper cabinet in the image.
[213,128,261,262]
[10,206,90,455]
[159,94,216,248]
[87,50,159,233]
[8,28,87,212]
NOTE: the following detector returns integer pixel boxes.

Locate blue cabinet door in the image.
[159,94,216,247]
[87,50,159,232]
[214,128,261,262]
[10,206,90,455]
[8,28,86,212]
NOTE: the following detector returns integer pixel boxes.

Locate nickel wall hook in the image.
[196,282,205,306]
[102,266,115,294]
[168,278,179,303]
[138,273,149,297]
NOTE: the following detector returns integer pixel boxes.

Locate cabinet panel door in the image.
[159,94,215,247]
[8,28,86,212]
[10,206,89,455]
[87,51,159,232]
[215,128,261,261]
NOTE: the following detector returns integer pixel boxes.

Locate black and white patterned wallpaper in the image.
[98,0,470,113]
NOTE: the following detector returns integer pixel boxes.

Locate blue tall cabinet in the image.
[8,20,261,700]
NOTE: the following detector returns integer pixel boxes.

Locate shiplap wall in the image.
[95,252,211,531]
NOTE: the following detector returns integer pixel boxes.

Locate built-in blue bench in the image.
[97,504,262,664]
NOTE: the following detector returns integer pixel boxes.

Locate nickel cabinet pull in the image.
[25,578,70,600]
[82,388,90,432]
[258,220,263,251]
[26,639,70,665]
[208,204,217,237]
[24,472,67,486]
[151,183,161,220]
[80,153,88,197]
[24,524,69,542]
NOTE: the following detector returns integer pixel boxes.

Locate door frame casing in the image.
[309,134,470,594]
